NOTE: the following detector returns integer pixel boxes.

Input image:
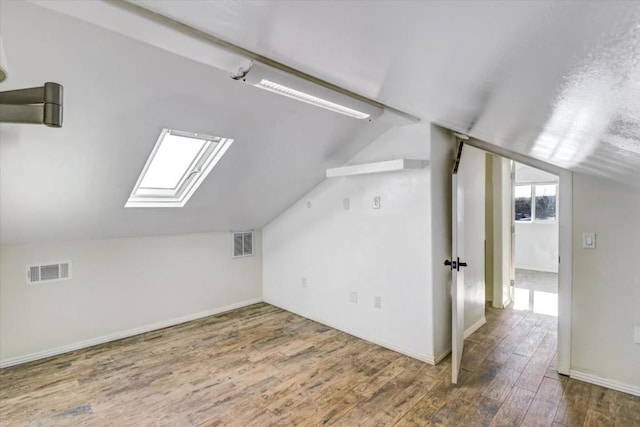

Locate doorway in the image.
[452,138,572,383]
[512,162,559,317]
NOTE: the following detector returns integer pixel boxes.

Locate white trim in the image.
[326,159,426,178]
[570,370,640,397]
[514,264,558,274]
[434,350,451,364]
[0,298,263,369]
[494,296,513,309]
[465,138,562,176]
[264,299,434,364]
[557,170,572,375]
[464,316,486,339]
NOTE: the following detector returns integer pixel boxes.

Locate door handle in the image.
[444,258,468,271]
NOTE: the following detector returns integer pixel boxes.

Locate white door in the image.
[449,140,467,384]
[448,140,486,384]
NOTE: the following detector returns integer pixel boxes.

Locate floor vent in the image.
[232,231,253,258]
[27,261,72,285]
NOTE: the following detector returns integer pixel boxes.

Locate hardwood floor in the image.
[1,303,638,426]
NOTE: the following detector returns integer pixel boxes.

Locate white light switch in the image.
[343,198,350,210]
[582,232,596,249]
[635,326,640,344]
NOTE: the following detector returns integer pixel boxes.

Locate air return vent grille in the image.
[26,261,72,285]
[232,231,253,258]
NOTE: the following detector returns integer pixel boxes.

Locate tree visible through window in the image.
[515,183,557,222]
[535,184,556,221]
[515,185,532,221]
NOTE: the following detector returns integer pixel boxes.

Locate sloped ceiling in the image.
[2,1,640,244]
[0,1,394,243]
[133,0,640,182]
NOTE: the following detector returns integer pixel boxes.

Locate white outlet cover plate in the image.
[582,232,596,249]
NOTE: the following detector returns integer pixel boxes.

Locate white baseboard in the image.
[493,297,513,309]
[570,370,640,397]
[434,350,450,364]
[264,299,435,365]
[464,317,486,339]
[515,265,558,274]
[0,298,263,369]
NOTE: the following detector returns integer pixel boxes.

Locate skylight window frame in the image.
[125,128,234,208]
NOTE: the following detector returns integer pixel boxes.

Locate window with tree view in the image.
[515,183,557,222]
[515,185,532,221]
[534,184,556,221]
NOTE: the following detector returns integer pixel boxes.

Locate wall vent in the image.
[26,261,72,285]
[232,231,253,258]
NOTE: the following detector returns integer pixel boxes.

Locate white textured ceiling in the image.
[133,0,640,182]
[2,0,640,243]
[0,1,393,243]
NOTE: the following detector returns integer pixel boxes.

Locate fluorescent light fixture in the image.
[254,79,370,119]
[234,61,387,120]
[125,129,233,208]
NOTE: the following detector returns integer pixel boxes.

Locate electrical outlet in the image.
[635,326,640,344]
[302,277,307,288]
[343,198,350,210]
[306,201,312,209]
[374,295,382,309]
[350,291,358,304]
[373,196,381,209]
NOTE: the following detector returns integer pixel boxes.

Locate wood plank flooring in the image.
[1,303,638,426]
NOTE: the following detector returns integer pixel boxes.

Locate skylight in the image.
[125,129,233,208]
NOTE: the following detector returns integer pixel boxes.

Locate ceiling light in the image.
[254,79,370,119]
[233,60,384,121]
[125,129,233,208]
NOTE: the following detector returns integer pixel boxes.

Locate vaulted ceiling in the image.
[2,0,639,243]
[132,0,640,181]
[0,1,394,243]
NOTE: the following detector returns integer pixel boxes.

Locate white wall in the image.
[571,173,640,389]
[0,232,262,364]
[515,163,559,273]
[263,124,435,362]
[515,223,558,272]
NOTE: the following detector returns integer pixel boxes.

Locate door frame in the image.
[463,136,572,376]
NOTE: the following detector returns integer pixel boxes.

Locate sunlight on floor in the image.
[513,287,558,316]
